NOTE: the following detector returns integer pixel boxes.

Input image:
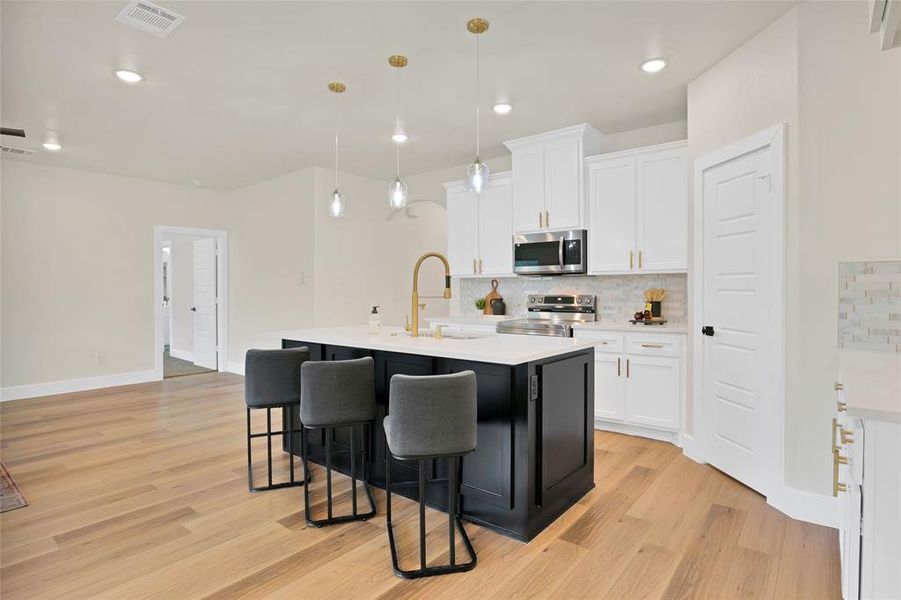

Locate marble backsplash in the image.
[838,260,901,352]
[459,273,688,324]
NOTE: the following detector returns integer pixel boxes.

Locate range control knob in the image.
[529,297,537,303]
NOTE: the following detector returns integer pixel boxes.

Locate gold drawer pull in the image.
[638,250,643,269]
[831,418,839,453]
[640,343,664,349]
[629,251,634,269]
[840,428,855,445]
[833,450,849,496]
[835,382,844,391]
[617,357,621,377]
[837,401,847,413]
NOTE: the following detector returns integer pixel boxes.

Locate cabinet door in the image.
[446,186,480,276]
[478,177,513,276]
[636,148,687,271]
[594,354,625,422]
[544,137,582,230]
[624,355,680,430]
[587,157,636,273]
[511,146,546,233]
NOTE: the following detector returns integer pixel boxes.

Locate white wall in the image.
[687,2,901,495]
[0,160,226,388]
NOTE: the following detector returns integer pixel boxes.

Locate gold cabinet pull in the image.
[545,210,549,228]
[478,258,483,274]
[640,343,664,349]
[617,357,621,376]
[831,418,839,453]
[539,212,543,229]
[472,258,477,274]
[835,382,844,391]
[837,401,847,413]
[833,449,849,496]
[840,428,855,445]
[626,358,630,378]
[629,251,634,269]
[638,250,643,269]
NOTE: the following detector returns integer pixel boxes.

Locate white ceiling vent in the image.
[1,145,38,157]
[115,0,185,38]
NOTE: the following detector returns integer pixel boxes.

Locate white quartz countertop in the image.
[426,315,517,327]
[275,325,598,365]
[572,322,689,334]
[839,349,901,423]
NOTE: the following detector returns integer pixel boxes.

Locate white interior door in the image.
[192,238,218,370]
[701,143,779,495]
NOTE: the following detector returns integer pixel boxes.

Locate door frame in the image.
[153,225,229,380]
[689,123,786,499]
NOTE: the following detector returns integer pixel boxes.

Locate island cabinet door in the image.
[536,352,594,510]
[435,359,515,510]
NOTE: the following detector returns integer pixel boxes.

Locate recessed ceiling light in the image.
[42,141,62,151]
[392,132,408,143]
[640,58,667,73]
[493,103,513,115]
[115,69,144,83]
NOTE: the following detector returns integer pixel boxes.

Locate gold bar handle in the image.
[832,418,839,453]
[837,401,847,413]
[840,428,855,445]
[629,251,634,269]
[833,449,849,496]
[545,210,549,228]
[478,258,483,274]
[539,212,543,229]
[473,258,477,274]
[835,382,844,391]
[638,250,643,269]
[640,343,664,349]
[617,357,621,376]
[626,358,630,378]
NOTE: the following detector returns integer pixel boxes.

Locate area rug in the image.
[1,461,28,513]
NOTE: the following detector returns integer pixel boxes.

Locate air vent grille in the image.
[1,146,37,157]
[115,0,185,38]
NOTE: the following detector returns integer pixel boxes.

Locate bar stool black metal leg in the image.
[385,452,477,579]
[350,428,357,517]
[246,405,307,493]
[288,409,295,485]
[246,408,253,490]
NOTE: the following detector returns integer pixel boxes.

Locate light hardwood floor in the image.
[0,372,840,599]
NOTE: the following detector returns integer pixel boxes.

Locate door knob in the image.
[190,306,197,312]
[701,325,714,336]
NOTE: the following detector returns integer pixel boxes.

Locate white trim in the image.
[0,370,157,402]
[169,348,193,362]
[585,139,688,164]
[595,419,679,444]
[153,226,229,381]
[691,123,786,499]
[226,361,245,376]
[503,123,603,151]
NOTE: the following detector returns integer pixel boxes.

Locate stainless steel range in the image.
[497,294,596,337]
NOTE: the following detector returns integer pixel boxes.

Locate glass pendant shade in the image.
[328,189,345,218]
[466,159,489,194]
[388,177,408,209]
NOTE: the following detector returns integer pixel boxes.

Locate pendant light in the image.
[387,55,409,209]
[327,82,346,218]
[466,17,490,194]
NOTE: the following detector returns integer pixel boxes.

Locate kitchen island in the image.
[277,325,596,542]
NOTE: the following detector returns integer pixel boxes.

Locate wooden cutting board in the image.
[483,279,502,315]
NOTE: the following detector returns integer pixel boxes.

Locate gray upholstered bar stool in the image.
[300,357,377,527]
[384,371,478,579]
[244,347,310,492]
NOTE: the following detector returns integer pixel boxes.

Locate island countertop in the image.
[275,325,597,365]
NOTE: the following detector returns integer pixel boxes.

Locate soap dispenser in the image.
[368,306,381,334]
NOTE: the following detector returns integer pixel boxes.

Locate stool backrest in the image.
[244,347,309,407]
[300,356,376,426]
[387,371,477,457]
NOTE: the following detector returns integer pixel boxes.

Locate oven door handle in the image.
[558,238,565,268]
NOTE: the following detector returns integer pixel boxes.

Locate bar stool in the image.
[300,356,377,527]
[244,347,310,492]
[384,371,478,579]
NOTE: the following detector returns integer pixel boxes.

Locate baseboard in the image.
[594,419,679,444]
[0,370,159,402]
[226,361,245,376]
[169,348,194,362]
[767,484,841,529]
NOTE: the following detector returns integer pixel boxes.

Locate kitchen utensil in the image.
[483,279,502,315]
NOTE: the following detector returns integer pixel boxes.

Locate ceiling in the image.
[1,1,797,190]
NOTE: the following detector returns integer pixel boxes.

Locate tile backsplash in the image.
[459,274,688,324]
[838,260,901,353]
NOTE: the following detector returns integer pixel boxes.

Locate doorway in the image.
[154,226,228,380]
[692,124,785,500]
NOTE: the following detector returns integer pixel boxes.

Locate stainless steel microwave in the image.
[513,229,587,275]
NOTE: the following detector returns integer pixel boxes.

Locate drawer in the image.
[574,330,624,354]
[625,334,682,358]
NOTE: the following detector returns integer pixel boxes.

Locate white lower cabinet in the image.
[580,329,684,437]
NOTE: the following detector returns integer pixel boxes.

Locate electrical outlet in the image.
[299,271,309,286]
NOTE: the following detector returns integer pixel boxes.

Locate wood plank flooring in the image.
[0,372,841,599]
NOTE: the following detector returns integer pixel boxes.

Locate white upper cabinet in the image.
[587,141,687,274]
[445,173,513,278]
[505,124,603,234]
